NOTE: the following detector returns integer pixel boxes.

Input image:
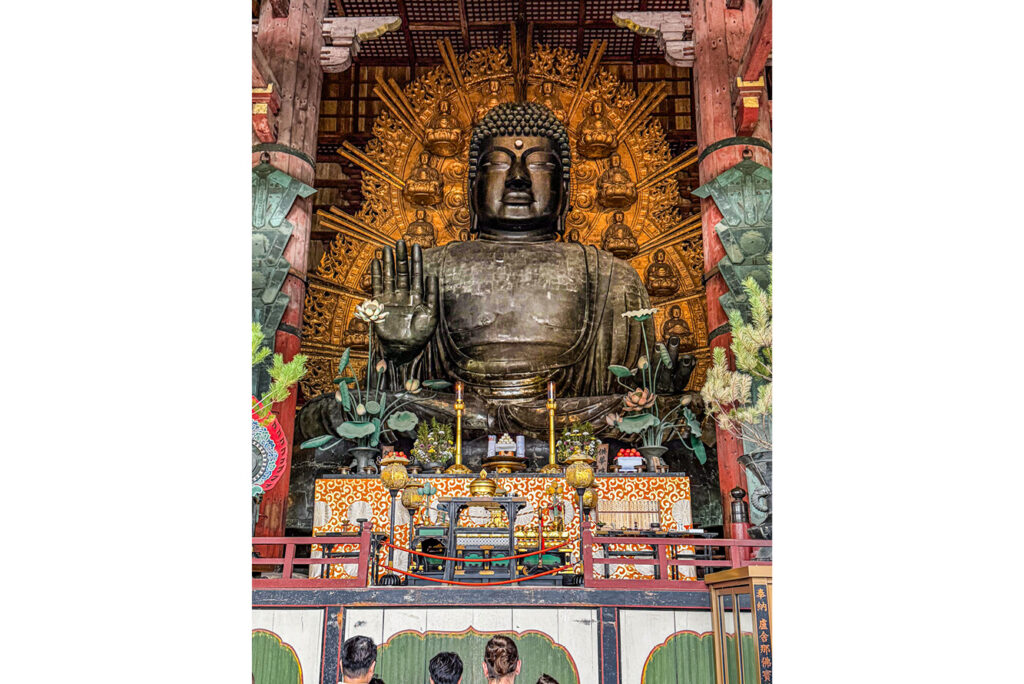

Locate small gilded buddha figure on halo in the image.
[601,211,639,259]
[578,100,619,159]
[475,80,503,123]
[661,304,695,351]
[535,81,566,121]
[596,152,637,210]
[645,248,681,298]
[403,151,444,207]
[403,209,437,250]
[360,248,384,294]
[423,100,464,157]
[342,315,369,348]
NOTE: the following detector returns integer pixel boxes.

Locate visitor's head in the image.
[468,102,571,238]
[482,635,521,683]
[536,676,560,684]
[341,635,377,683]
[429,651,464,684]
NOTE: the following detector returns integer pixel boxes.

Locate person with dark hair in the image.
[536,675,559,684]
[429,651,464,684]
[481,635,521,683]
[339,635,377,684]
[368,678,385,684]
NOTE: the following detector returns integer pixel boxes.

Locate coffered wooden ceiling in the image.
[326,0,690,65]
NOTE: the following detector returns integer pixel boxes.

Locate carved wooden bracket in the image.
[612,11,695,68]
[733,77,764,136]
[252,84,281,143]
[320,16,402,73]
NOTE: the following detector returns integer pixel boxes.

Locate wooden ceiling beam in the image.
[737,0,771,82]
[732,0,771,135]
[458,0,471,50]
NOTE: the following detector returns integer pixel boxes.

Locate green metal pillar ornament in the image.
[692,149,772,323]
[251,153,315,397]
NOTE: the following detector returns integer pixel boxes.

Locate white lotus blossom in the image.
[354,299,388,323]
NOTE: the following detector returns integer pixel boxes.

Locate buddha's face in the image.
[472,135,566,233]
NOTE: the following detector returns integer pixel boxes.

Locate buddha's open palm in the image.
[371,240,439,363]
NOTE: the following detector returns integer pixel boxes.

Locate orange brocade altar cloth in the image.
[312,473,695,583]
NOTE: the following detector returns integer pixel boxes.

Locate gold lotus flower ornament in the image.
[354,299,388,323]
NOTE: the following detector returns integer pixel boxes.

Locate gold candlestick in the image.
[540,381,561,473]
[446,381,472,474]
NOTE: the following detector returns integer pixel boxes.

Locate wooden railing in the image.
[580,520,770,591]
[252,520,771,591]
[252,521,373,589]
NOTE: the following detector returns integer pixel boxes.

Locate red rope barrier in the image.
[381,563,573,586]
[382,537,576,563]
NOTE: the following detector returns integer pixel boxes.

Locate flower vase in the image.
[637,445,668,470]
[349,446,380,474]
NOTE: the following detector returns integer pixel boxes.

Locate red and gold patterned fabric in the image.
[312,474,693,582]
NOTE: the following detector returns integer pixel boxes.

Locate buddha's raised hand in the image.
[371,240,439,363]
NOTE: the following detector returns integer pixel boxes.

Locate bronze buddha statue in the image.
[601,211,639,259]
[365,102,655,437]
[403,209,437,249]
[645,249,681,298]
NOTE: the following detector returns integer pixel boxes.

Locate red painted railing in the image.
[580,520,771,591]
[252,520,771,591]
[252,521,373,589]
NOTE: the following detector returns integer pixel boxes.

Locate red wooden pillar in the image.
[253,0,329,539]
[691,0,771,531]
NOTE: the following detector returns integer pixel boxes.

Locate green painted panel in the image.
[377,630,578,684]
[640,632,757,684]
[641,631,715,684]
[252,629,302,684]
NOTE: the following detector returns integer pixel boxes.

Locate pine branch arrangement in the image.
[252,322,308,425]
[701,271,773,452]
